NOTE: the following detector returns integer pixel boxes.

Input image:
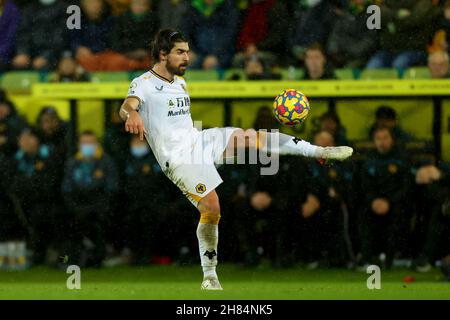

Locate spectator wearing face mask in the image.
[61,130,119,267]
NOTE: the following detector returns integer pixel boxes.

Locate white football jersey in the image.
[126,70,200,168]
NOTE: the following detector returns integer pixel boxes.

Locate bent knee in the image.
[198,192,221,216]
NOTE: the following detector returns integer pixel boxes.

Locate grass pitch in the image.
[0,264,448,300]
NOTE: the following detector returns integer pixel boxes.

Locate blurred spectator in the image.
[358,126,413,268]
[246,155,307,267]
[368,106,413,145]
[304,130,354,267]
[327,0,378,68]
[243,56,281,80]
[252,106,280,130]
[428,51,450,78]
[182,0,239,69]
[10,128,59,265]
[429,0,450,55]
[444,0,450,54]
[366,0,440,69]
[303,44,335,80]
[291,0,347,64]
[111,0,157,69]
[62,131,119,267]
[49,56,89,82]
[36,107,72,172]
[318,112,349,146]
[104,105,131,172]
[106,0,131,15]
[72,0,151,71]
[239,109,303,267]
[71,0,114,71]
[0,0,20,70]
[0,99,27,156]
[157,0,188,30]
[122,135,178,265]
[216,162,251,263]
[235,0,289,66]
[12,0,69,70]
[413,164,450,272]
[0,152,24,244]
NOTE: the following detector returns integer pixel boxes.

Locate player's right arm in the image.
[120,97,147,141]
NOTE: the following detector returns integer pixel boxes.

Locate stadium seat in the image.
[403,67,431,79]
[90,72,130,82]
[334,68,355,80]
[0,71,41,93]
[359,68,399,80]
[41,72,58,82]
[129,70,147,80]
[279,68,304,80]
[183,70,219,81]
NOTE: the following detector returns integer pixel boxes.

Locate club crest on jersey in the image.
[168,99,175,109]
[196,183,206,194]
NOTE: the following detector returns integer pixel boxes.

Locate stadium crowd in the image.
[0,86,449,273]
[0,0,450,75]
[0,0,449,276]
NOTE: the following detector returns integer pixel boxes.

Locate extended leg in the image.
[224,129,352,160]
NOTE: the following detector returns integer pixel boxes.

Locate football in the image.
[273,89,310,126]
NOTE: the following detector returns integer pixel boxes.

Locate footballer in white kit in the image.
[127,69,239,207]
[120,29,353,291]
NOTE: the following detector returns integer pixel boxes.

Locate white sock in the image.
[196,223,219,280]
[261,132,323,158]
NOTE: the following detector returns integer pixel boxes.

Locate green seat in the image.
[183,70,219,81]
[403,67,431,79]
[129,70,148,80]
[360,68,399,80]
[41,71,58,82]
[335,68,355,80]
[0,71,40,93]
[90,72,130,82]
[279,68,304,80]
